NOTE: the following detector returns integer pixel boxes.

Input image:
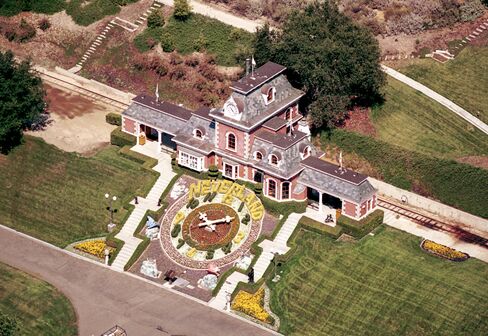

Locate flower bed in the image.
[74,240,113,259]
[232,287,272,323]
[421,240,469,261]
[181,203,239,251]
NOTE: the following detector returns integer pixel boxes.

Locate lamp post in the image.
[105,193,117,231]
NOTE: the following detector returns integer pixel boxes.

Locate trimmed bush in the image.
[105,112,121,126]
[177,238,185,249]
[206,249,215,259]
[186,197,194,209]
[241,213,250,225]
[238,201,245,212]
[254,183,263,195]
[147,9,164,28]
[110,127,136,147]
[337,209,384,239]
[208,164,219,179]
[171,223,181,238]
[298,216,343,238]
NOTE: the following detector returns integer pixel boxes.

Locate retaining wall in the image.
[369,178,488,232]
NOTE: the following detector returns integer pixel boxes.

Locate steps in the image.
[209,272,248,310]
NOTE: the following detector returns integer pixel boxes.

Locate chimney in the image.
[245,58,251,76]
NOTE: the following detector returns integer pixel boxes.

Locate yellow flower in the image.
[232,287,271,323]
[423,240,467,260]
[74,240,112,258]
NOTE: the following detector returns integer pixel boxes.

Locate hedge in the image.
[105,112,122,126]
[111,127,136,147]
[337,209,384,239]
[298,216,343,238]
[118,145,158,169]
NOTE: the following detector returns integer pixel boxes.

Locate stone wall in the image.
[369,178,488,232]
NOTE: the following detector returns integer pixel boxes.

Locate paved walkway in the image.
[112,149,175,271]
[156,0,263,32]
[382,65,488,135]
[383,210,488,262]
[0,226,272,336]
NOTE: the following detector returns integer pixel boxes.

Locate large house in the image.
[121,62,377,220]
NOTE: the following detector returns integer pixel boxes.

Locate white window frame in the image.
[281,181,290,200]
[193,129,203,139]
[266,87,275,105]
[223,163,238,179]
[269,154,279,166]
[254,151,263,160]
[266,178,278,199]
[301,146,311,159]
[226,132,237,152]
[178,151,204,172]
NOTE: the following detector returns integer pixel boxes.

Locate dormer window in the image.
[270,154,279,165]
[226,132,236,151]
[254,151,263,160]
[194,129,203,139]
[303,146,311,158]
[267,87,275,104]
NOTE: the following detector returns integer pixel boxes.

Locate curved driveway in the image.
[0,226,274,336]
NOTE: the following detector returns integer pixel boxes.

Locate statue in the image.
[140,259,161,278]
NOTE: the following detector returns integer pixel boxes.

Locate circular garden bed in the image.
[182,204,239,251]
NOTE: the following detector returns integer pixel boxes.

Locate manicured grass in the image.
[0,262,77,335]
[270,227,488,336]
[66,0,138,26]
[323,129,488,218]
[0,136,157,247]
[372,77,488,159]
[0,0,65,16]
[399,47,488,124]
[136,14,254,66]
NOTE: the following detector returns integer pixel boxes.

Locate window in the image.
[282,182,290,200]
[209,120,216,129]
[285,107,292,121]
[268,179,276,198]
[266,87,275,104]
[254,151,263,160]
[194,129,203,139]
[270,154,278,165]
[227,133,236,151]
[178,151,203,171]
[253,170,263,183]
[223,163,238,179]
[303,146,311,158]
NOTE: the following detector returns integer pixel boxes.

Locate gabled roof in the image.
[230,62,286,95]
[300,156,367,185]
[132,94,193,121]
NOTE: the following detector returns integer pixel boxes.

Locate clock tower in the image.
[223,96,242,121]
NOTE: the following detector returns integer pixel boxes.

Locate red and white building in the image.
[121,62,377,219]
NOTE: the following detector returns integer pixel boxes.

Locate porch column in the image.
[319,191,323,213]
[136,122,140,145]
[157,130,162,153]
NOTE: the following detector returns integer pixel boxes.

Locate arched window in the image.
[254,151,263,160]
[227,133,236,151]
[270,154,278,165]
[282,182,290,200]
[268,179,276,198]
[303,146,311,158]
[194,129,203,139]
[267,87,275,104]
[285,107,292,121]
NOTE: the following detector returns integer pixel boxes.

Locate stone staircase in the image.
[70,1,163,73]
[209,272,248,310]
[111,153,175,272]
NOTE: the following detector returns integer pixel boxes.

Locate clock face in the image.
[227,103,239,115]
[223,97,241,120]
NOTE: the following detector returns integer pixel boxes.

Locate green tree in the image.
[0,51,47,153]
[147,9,164,28]
[254,1,385,129]
[173,0,191,20]
[0,313,19,336]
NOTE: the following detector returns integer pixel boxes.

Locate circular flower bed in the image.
[421,240,469,261]
[182,203,239,251]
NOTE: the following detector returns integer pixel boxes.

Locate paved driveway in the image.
[0,226,274,336]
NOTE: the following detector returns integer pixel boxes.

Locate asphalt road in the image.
[0,226,274,336]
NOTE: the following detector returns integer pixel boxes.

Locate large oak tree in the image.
[255,1,385,128]
[0,51,47,153]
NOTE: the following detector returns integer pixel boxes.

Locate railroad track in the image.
[378,198,488,249]
[38,70,129,111]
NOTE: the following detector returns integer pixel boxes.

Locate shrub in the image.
[186,197,194,208]
[110,127,136,147]
[241,213,250,225]
[238,201,245,212]
[147,9,165,28]
[203,192,211,202]
[38,18,51,31]
[222,242,232,254]
[208,192,217,202]
[171,223,181,238]
[174,0,192,20]
[208,164,219,179]
[160,32,175,52]
[337,209,384,239]
[177,238,185,249]
[206,249,215,259]
[105,112,121,126]
[190,198,200,209]
[254,183,263,195]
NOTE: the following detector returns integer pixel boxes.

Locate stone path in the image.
[70,1,163,73]
[382,65,488,135]
[111,150,175,271]
[156,0,263,32]
[383,209,488,263]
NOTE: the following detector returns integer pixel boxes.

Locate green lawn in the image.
[372,77,488,159]
[399,47,488,124]
[0,262,77,335]
[270,227,488,336]
[135,14,254,66]
[0,136,157,247]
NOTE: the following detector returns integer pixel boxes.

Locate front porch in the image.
[135,123,176,156]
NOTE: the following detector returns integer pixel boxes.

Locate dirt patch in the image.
[340,107,376,137]
[26,83,119,154]
[456,156,488,170]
